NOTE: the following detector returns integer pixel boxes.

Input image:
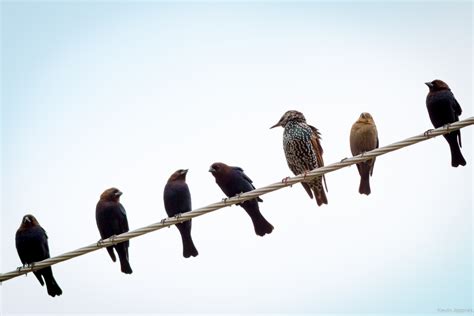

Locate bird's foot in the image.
[222,197,228,205]
[97,239,105,247]
[174,213,183,222]
[109,235,117,245]
[303,170,309,179]
[424,128,434,137]
[443,123,451,131]
[160,218,167,225]
[281,176,292,187]
[340,157,348,163]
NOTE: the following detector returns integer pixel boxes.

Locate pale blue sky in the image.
[1,1,472,315]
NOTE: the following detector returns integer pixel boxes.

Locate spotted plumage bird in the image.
[425,79,466,167]
[16,214,63,297]
[271,110,328,206]
[96,187,133,274]
[163,169,199,258]
[350,112,379,195]
[209,162,274,236]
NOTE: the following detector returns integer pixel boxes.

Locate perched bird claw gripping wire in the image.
[423,129,435,137]
[281,176,292,187]
[340,157,348,163]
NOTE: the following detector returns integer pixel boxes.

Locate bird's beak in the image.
[208,167,216,173]
[425,82,433,88]
[270,121,281,129]
[115,191,123,197]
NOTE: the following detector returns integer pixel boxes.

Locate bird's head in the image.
[20,214,40,228]
[209,162,229,177]
[100,187,123,202]
[270,110,306,129]
[168,169,188,182]
[425,79,451,92]
[358,112,374,124]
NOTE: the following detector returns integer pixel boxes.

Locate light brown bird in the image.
[350,112,379,195]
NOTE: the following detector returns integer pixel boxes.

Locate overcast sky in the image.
[1,1,472,315]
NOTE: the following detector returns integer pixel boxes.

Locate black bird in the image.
[16,214,63,297]
[271,110,328,206]
[164,169,199,258]
[209,162,274,236]
[96,187,132,274]
[425,79,466,167]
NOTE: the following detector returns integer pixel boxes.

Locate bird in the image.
[350,112,379,195]
[425,79,466,167]
[15,214,63,297]
[96,187,133,274]
[163,169,199,258]
[271,110,328,206]
[209,162,274,236]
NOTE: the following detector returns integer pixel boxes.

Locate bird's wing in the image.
[453,96,462,118]
[118,204,130,232]
[371,136,379,176]
[309,125,328,192]
[232,166,263,202]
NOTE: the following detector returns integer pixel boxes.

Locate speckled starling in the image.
[425,79,466,167]
[16,214,63,297]
[164,169,198,258]
[271,110,328,206]
[209,162,274,236]
[96,187,133,274]
[350,112,379,195]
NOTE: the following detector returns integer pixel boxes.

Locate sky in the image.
[1,1,472,315]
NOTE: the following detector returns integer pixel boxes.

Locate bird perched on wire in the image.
[96,187,132,274]
[425,79,466,167]
[350,112,379,195]
[163,169,199,258]
[271,110,328,206]
[15,214,63,297]
[209,162,274,236]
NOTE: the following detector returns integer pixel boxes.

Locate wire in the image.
[1,117,473,283]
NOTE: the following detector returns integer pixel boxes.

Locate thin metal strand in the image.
[1,117,472,283]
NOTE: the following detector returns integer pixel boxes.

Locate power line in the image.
[1,117,473,283]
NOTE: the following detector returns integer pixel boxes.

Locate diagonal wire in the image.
[1,117,473,283]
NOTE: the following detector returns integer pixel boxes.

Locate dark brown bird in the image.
[164,169,198,258]
[425,79,466,167]
[209,162,274,236]
[15,214,63,297]
[271,110,328,206]
[350,112,379,195]
[96,187,132,274]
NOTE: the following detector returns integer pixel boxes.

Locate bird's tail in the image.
[116,243,133,274]
[242,200,274,236]
[357,162,372,195]
[42,267,63,297]
[446,132,466,167]
[177,222,199,258]
[311,177,328,206]
[106,246,117,262]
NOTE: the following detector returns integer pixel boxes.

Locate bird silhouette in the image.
[209,162,274,236]
[16,214,63,297]
[425,79,466,167]
[164,169,199,258]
